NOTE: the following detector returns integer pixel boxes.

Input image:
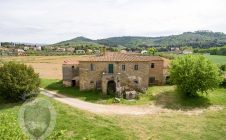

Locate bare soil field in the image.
[0,55,88,79]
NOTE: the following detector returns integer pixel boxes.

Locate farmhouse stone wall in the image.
[62,64,79,86]
[79,61,154,94]
[149,60,165,85]
[62,53,168,94]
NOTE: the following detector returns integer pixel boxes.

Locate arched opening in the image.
[72,80,76,87]
[107,80,116,95]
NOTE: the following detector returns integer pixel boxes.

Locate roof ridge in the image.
[79,52,164,62]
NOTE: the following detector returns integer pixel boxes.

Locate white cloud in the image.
[0,0,226,43]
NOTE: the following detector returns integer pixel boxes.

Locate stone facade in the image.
[62,52,169,95]
[62,63,79,87]
[79,61,150,94]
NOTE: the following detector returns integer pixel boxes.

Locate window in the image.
[149,77,156,85]
[108,64,114,73]
[151,63,155,68]
[134,64,139,70]
[90,81,94,84]
[90,64,95,71]
[122,64,126,71]
[134,80,139,84]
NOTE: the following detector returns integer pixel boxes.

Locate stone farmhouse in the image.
[62,50,169,95]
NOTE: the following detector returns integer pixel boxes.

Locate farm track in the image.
[40,88,223,116]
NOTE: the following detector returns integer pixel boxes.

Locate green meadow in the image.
[204,55,226,64]
[2,80,226,139]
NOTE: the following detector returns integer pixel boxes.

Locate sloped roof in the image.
[63,60,79,65]
[79,52,164,62]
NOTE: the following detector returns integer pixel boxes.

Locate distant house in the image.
[23,46,30,51]
[141,50,148,55]
[183,50,193,54]
[66,47,75,52]
[56,47,66,52]
[14,49,26,56]
[86,49,93,54]
[120,50,127,54]
[76,50,86,55]
[94,50,101,54]
[32,46,42,51]
[36,46,42,51]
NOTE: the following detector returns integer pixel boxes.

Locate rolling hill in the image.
[54,31,226,48]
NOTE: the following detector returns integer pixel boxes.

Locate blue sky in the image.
[0,0,226,44]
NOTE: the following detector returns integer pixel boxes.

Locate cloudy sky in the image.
[0,0,226,44]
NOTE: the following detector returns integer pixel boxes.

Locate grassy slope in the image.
[1,85,226,139]
[40,79,226,106]
[204,55,226,64]
[0,95,132,140]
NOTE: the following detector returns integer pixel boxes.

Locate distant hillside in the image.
[54,31,226,48]
[53,36,103,48]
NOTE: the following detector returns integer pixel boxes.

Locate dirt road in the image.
[41,88,223,116]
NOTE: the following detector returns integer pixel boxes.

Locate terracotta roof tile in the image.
[63,60,79,65]
[79,52,164,62]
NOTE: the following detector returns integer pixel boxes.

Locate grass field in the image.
[41,79,226,106]
[0,55,88,79]
[0,54,225,80]
[1,85,226,139]
[1,55,226,139]
[204,55,226,64]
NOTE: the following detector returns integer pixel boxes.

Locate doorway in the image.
[72,80,76,87]
[107,80,116,95]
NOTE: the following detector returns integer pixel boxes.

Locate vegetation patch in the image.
[1,87,226,139]
[0,61,40,101]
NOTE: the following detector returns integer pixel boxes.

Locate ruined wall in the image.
[149,60,165,85]
[62,64,79,86]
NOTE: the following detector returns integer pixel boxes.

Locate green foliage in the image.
[148,47,157,55]
[0,61,40,101]
[158,52,178,60]
[53,36,103,48]
[170,55,223,96]
[51,31,226,49]
[220,64,226,71]
[97,31,226,48]
[194,46,226,55]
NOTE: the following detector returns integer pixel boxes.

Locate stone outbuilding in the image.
[62,52,169,96]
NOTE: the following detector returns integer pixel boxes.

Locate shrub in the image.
[0,62,40,101]
[221,78,226,87]
[170,55,223,96]
[220,64,226,71]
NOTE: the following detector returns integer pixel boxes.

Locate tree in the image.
[170,55,223,96]
[0,62,40,101]
[148,47,157,56]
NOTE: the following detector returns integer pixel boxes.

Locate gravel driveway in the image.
[40,88,222,116]
[40,88,171,115]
